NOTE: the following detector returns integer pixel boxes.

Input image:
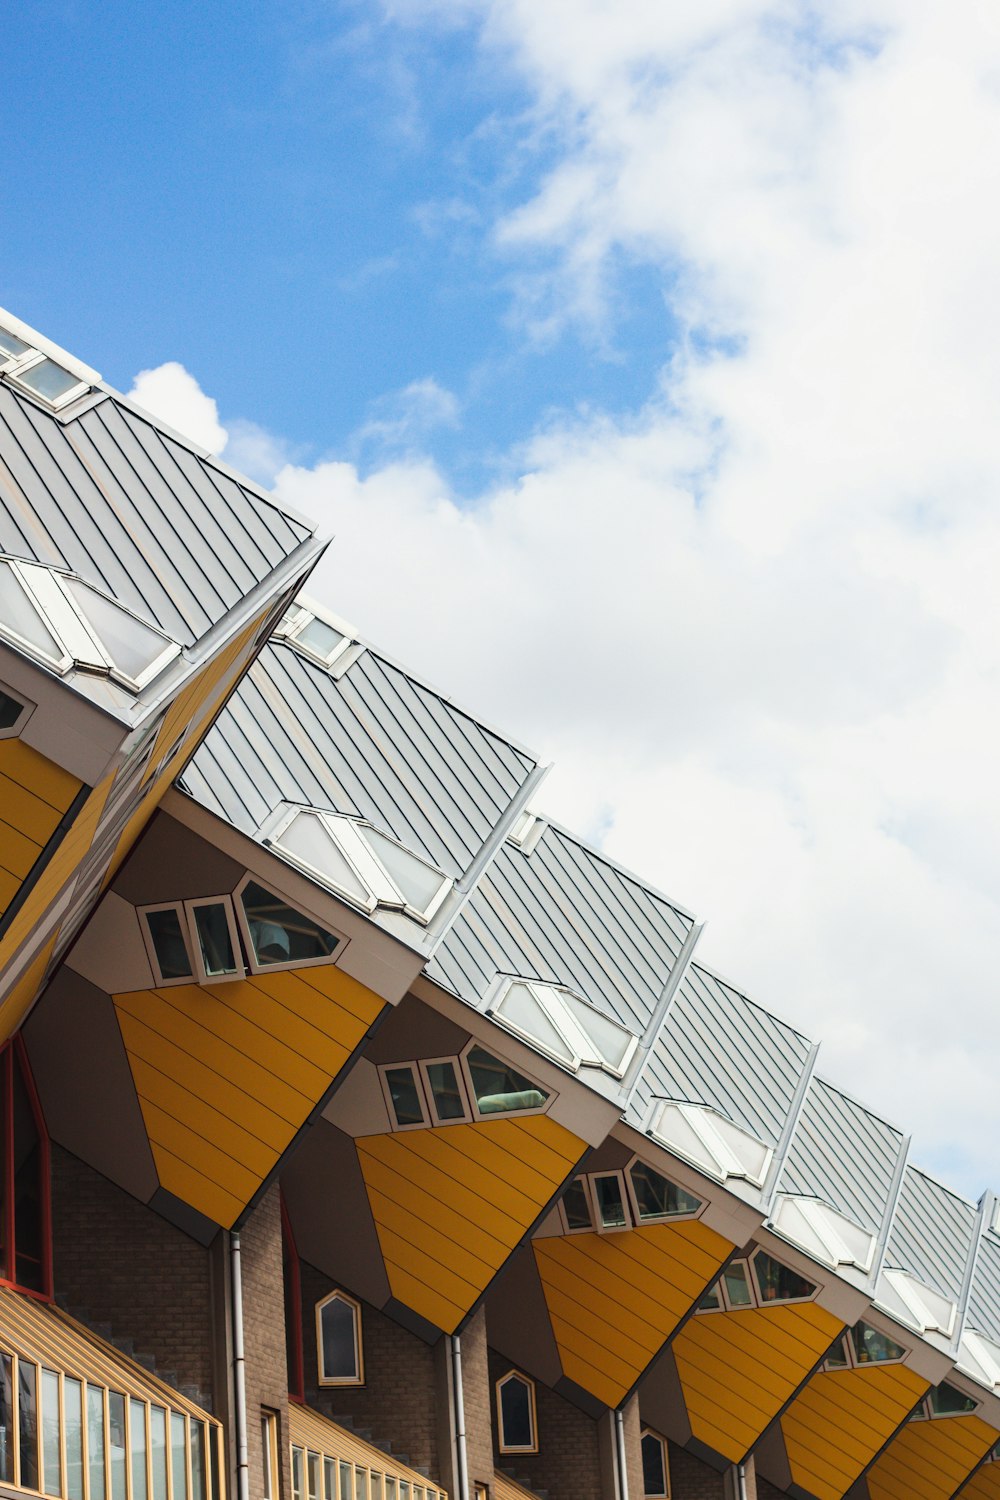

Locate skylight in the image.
[0,557,180,690]
[275,603,356,672]
[0,323,91,411]
[265,805,452,925]
[490,977,638,1079]
[771,1194,876,1273]
[649,1099,772,1188]
[879,1268,957,1338]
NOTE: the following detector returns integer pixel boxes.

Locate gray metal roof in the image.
[0,384,313,644]
[626,962,814,1147]
[885,1165,977,1303]
[777,1076,904,1236]
[425,820,695,1035]
[967,1230,1000,1344]
[184,638,538,878]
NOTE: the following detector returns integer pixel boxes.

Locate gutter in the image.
[450,1336,470,1500]
[230,1232,250,1500]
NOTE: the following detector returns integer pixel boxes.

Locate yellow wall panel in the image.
[533,1220,733,1407]
[781,1363,929,1500]
[356,1116,586,1335]
[672,1302,843,1464]
[958,1461,1000,1500]
[0,739,82,922]
[115,962,384,1228]
[866,1415,998,1500]
[0,740,80,812]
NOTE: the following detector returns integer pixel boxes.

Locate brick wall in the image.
[621,1394,645,1500]
[299,1260,442,1482]
[240,1186,292,1500]
[459,1309,495,1497]
[50,1145,216,1409]
[753,1476,784,1500]
[488,1348,602,1500]
[666,1444,726,1500]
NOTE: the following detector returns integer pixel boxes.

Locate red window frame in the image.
[0,1037,52,1301]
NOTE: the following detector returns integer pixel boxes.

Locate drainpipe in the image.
[614,1410,630,1500]
[735,1463,749,1500]
[231,1232,250,1500]
[450,1336,470,1500]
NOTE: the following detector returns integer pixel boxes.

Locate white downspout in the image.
[450,1336,470,1500]
[614,1410,630,1500]
[231,1231,250,1500]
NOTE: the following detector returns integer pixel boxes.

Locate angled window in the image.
[278,605,354,671]
[236,877,342,973]
[751,1250,816,1304]
[559,1177,595,1234]
[770,1195,876,1273]
[591,1172,630,1232]
[823,1321,907,1371]
[266,807,451,925]
[496,1372,537,1454]
[316,1291,363,1386]
[460,1045,550,1119]
[418,1058,471,1125]
[379,1065,430,1131]
[649,1100,772,1189]
[0,684,32,740]
[926,1382,977,1418]
[0,325,90,411]
[491,978,637,1078]
[627,1157,702,1223]
[184,898,244,983]
[0,557,179,690]
[641,1432,670,1498]
[140,904,196,984]
[698,1252,815,1313]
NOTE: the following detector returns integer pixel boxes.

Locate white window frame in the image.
[589,1170,632,1234]
[557,1175,597,1235]
[697,1251,818,1314]
[489,976,638,1079]
[495,1370,538,1455]
[138,902,199,988]
[921,1383,979,1421]
[265,806,451,925]
[277,605,355,671]
[0,347,90,411]
[378,1063,431,1132]
[418,1056,472,1126]
[0,681,33,740]
[233,872,346,975]
[648,1099,773,1188]
[822,1321,908,1372]
[315,1290,364,1387]
[624,1153,704,1226]
[640,1430,670,1499]
[458,1038,553,1122]
[183,896,245,984]
[748,1247,819,1308]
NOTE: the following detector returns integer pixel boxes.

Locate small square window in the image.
[419,1058,471,1125]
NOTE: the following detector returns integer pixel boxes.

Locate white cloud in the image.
[126,362,228,457]
[139,0,1000,1193]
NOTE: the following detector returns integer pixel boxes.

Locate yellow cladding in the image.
[356,1117,585,1335]
[533,1222,733,1408]
[672,1302,844,1464]
[780,1363,929,1500]
[114,965,384,1228]
[0,740,81,919]
[958,1462,1000,1499]
[866,1415,999,1500]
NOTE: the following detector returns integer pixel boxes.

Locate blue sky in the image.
[8,0,1000,1194]
[5,1,671,489]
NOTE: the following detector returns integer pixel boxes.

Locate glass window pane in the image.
[399,1484,409,1500]
[496,985,575,1064]
[361,829,446,915]
[0,1355,15,1484]
[308,1452,320,1500]
[384,1068,425,1129]
[278,815,370,903]
[320,1296,359,1381]
[262,1420,276,1500]
[340,1463,353,1500]
[630,1161,701,1221]
[65,1379,83,1500]
[825,1337,850,1369]
[190,1424,205,1500]
[63,579,171,682]
[752,1251,815,1304]
[296,618,344,660]
[928,1383,976,1416]
[191,904,238,978]
[559,990,633,1071]
[0,561,63,661]
[150,1406,167,1500]
[424,1061,465,1122]
[851,1323,906,1365]
[383,1481,395,1500]
[562,1178,593,1232]
[42,1369,61,1497]
[0,690,24,732]
[370,1476,382,1500]
[324,1459,336,1500]
[87,1385,104,1500]
[170,1412,188,1500]
[131,1403,149,1500]
[109,1394,126,1500]
[698,1284,722,1311]
[355,1471,368,1500]
[641,1434,666,1497]
[593,1175,628,1230]
[241,881,339,966]
[723,1264,753,1308]
[145,909,193,982]
[13,1046,44,1292]
[465,1048,548,1116]
[498,1376,534,1450]
[292,1449,304,1500]
[20,1361,38,1491]
[0,328,31,359]
[16,359,81,402]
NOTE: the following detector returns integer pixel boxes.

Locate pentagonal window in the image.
[641,1432,669,1498]
[237,878,341,972]
[627,1159,702,1223]
[0,686,31,739]
[461,1046,549,1118]
[496,1372,536,1453]
[751,1251,815,1304]
[316,1292,363,1386]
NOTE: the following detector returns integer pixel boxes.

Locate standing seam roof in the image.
[886,1166,977,1303]
[778,1077,904,1236]
[968,1232,1000,1345]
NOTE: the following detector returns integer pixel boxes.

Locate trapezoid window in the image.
[491,978,637,1078]
[627,1158,702,1224]
[649,1100,772,1189]
[237,878,341,972]
[378,1065,430,1131]
[0,685,31,740]
[496,1372,537,1454]
[0,325,91,412]
[559,1158,702,1235]
[460,1045,550,1119]
[266,807,451,926]
[140,885,343,986]
[419,1058,471,1125]
[924,1382,977,1418]
[698,1251,816,1313]
[316,1291,363,1386]
[823,1321,907,1370]
[0,558,179,691]
[641,1432,670,1498]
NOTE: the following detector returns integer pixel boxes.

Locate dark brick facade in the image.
[240,1186,293,1500]
[488,1348,603,1500]
[458,1308,495,1497]
[665,1444,726,1500]
[50,1145,216,1410]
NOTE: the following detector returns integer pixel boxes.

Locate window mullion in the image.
[330,822,394,905]
[530,986,585,1069]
